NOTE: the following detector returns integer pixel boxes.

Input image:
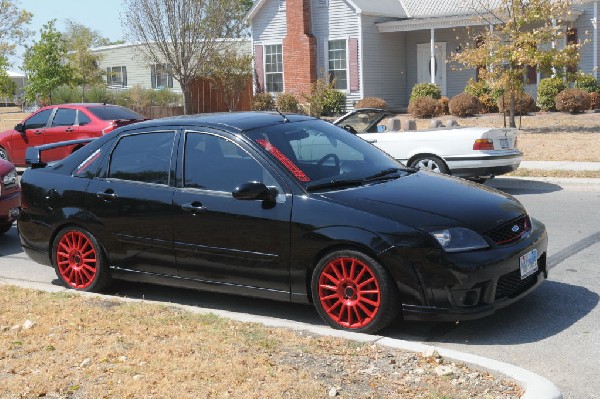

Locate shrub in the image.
[51,85,78,104]
[537,77,566,111]
[355,97,387,109]
[464,78,489,98]
[150,88,182,106]
[436,96,449,116]
[479,94,499,113]
[252,92,274,111]
[555,88,591,113]
[409,83,441,102]
[302,78,346,117]
[85,86,112,104]
[590,92,600,110]
[464,79,499,113]
[497,92,536,114]
[275,92,300,113]
[574,72,600,93]
[448,93,480,117]
[408,96,439,118]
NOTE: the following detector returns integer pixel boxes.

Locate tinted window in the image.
[245,119,400,187]
[73,148,103,178]
[78,111,92,126]
[87,106,144,121]
[24,109,53,130]
[184,132,276,192]
[108,132,174,185]
[51,108,77,127]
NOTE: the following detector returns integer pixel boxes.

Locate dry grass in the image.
[0,285,521,399]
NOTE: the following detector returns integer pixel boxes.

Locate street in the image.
[1,177,599,399]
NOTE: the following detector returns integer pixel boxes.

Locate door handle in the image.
[34,130,43,135]
[96,189,118,201]
[365,139,377,143]
[66,127,74,132]
[181,201,207,214]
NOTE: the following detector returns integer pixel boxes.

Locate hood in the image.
[321,172,525,233]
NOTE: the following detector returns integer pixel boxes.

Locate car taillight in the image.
[102,121,118,134]
[473,139,494,150]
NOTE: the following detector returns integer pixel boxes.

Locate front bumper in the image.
[0,189,21,224]
[444,150,522,178]
[398,218,548,322]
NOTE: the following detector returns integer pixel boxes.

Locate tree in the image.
[63,21,109,101]
[0,55,16,103]
[453,0,581,127]
[0,0,32,59]
[122,0,250,114]
[22,20,72,104]
[208,49,252,111]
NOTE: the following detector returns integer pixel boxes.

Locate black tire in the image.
[409,155,449,174]
[52,227,111,292]
[0,147,10,162]
[311,250,400,334]
[0,222,12,234]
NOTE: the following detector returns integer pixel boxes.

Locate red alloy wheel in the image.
[55,231,98,289]
[317,257,381,329]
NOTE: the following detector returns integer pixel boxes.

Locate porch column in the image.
[430,29,436,84]
[552,19,557,77]
[594,1,598,79]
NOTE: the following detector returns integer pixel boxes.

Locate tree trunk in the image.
[509,93,516,128]
[182,82,192,115]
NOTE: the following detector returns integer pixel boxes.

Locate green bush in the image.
[574,72,600,93]
[555,88,591,113]
[448,93,481,117]
[149,88,182,106]
[252,92,274,111]
[275,92,300,113]
[464,79,498,113]
[537,77,566,111]
[409,83,441,102]
[408,96,439,118]
[51,85,78,104]
[497,92,536,114]
[85,86,112,104]
[302,78,346,117]
[354,97,387,109]
[464,78,489,98]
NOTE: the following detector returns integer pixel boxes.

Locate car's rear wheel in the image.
[311,250,400,334]
[52,227,111,292]
[0,222,12,234]
[0,147,10,162]
[409,155,449,174]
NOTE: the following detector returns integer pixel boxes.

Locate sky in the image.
[9,0,127,72]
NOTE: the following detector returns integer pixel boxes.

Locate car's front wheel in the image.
[409,155,449,174]
[52,227,111,292]
[311,250,400,334]
[0,147,10,162]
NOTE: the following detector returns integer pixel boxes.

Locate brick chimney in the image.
[282,0,317,96]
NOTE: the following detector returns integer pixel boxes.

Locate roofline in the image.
[90,38,250,52]
[377,9,583,32]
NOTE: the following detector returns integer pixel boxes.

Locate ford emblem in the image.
[511,225,520,233]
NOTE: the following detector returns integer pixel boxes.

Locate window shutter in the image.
[567,28,578,74]
[254,45,265,92]
[122,66,127,87]
[106,67,111,85]
[526,65,537,85]
[151,64,156,88]
[348,38,359,92]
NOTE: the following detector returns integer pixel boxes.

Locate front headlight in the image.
[428,227,489,252]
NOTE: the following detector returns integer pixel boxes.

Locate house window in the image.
[328,39,347,90]
[151,64,174,89]
[107,66,127,87]
[265,44,283,93]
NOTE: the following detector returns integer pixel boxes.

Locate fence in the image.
[188,77,253,114]
[133,105,184,119]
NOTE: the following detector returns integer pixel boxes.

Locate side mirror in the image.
[232,181,277,201]
[14,123,25,133]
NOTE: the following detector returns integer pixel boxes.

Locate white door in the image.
[417,42,447,95]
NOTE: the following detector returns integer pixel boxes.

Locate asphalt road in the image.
[0,177,598,399]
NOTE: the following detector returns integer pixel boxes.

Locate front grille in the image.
[486,215,530,245]
[495,268,539,299]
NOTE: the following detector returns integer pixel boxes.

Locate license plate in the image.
[499,138,510,149]
[520,248,538,279]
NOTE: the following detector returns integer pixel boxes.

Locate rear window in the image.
[86,106,144,121]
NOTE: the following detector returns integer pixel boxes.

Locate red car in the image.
[0,103,145,166]
[0,158,20,234]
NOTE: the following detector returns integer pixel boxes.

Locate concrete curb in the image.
[1,278,562,399]
[488,176,600,192]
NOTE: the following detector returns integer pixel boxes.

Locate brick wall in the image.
[282,0,317,96]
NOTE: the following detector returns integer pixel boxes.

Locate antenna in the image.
[274,108,289,123]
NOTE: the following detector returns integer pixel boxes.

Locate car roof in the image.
[126,112,316,132]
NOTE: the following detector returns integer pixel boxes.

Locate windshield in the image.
[87,105,144,121]
[244,119,409,190]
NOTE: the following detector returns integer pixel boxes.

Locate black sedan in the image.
[18,112,548,333]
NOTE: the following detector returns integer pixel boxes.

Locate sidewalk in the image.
[520,160,600,171]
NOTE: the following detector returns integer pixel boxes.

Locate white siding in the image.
[574,3,597,76]
[252,0,287,43]
[93,44,183,91]
[361,15,407,110]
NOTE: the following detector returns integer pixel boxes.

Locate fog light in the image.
[451,288,481,307]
